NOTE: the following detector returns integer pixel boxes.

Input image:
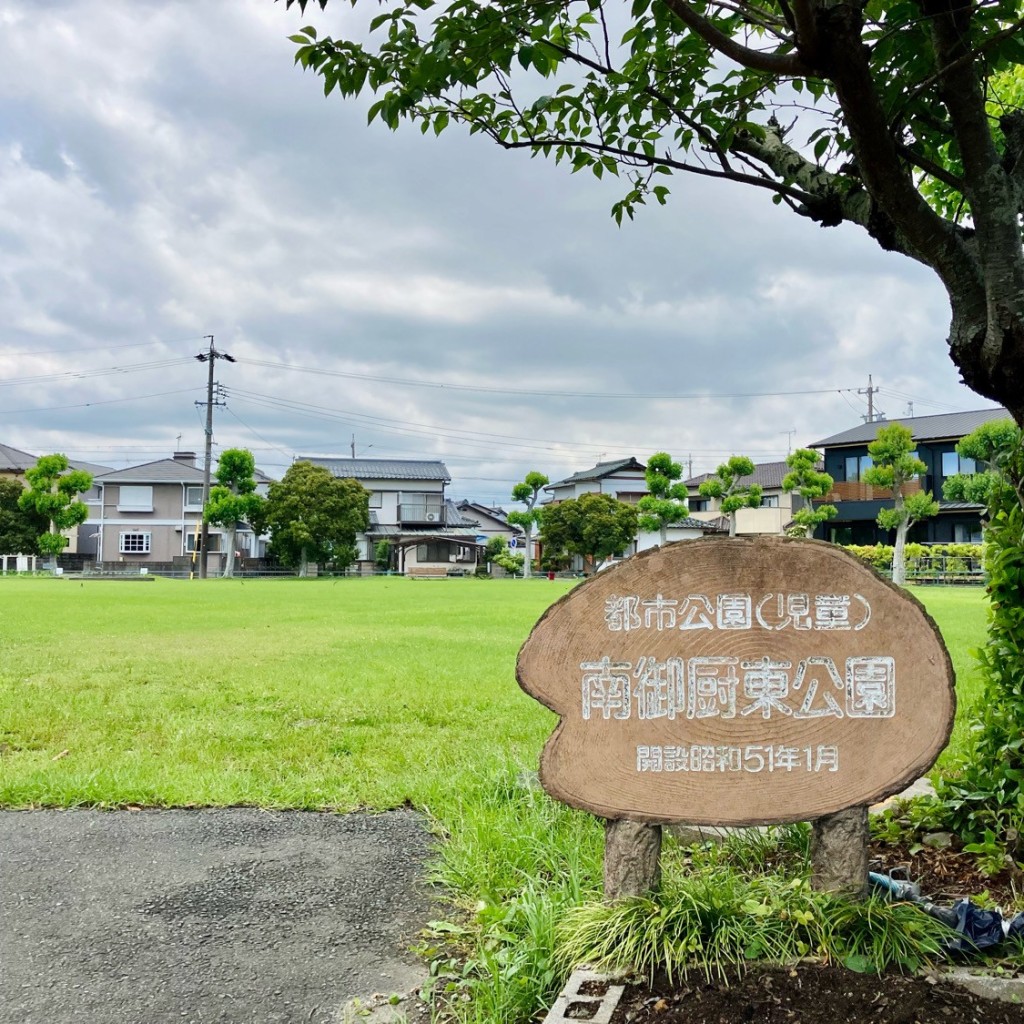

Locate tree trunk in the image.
[222,524,237,578]
[299,547,309,577]
[728,515,737,538]
[523,524,532,578]
[891,495,907,586]
[660,524,667,547]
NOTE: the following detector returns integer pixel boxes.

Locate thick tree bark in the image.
[222,524,237,578]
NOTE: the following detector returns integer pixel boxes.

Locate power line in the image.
[0,357,195,388]
[238,356,854,401]
[3,387,203,416]
[1,337,204,358]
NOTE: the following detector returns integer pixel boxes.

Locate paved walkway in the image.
[0,809,434,1024]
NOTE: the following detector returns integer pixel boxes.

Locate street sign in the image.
[508,536,518,549]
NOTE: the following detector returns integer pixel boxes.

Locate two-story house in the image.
[1,443,111,556]
[301,457,485,574]
[683,460,807,535]
[808,407,1009,545]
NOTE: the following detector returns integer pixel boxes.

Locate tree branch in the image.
[659,0,811,75]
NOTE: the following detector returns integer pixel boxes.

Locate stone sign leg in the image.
[810,805,869,896]
[604,819,662,900]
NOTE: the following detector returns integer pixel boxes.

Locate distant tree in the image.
[943,418,1024,511]
[782,449,837,539]
[0,479,48,555]
[636,452,689,546]
[541,492,638,573]
[698,456,762,537]
[18,454,92,562]
[374,538,393,571]
[263,461,370,576]
[863,424,937,585]
[507,471,549,579]
[204,448,265,578]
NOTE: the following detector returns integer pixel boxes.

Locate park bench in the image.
[407,566,449,579]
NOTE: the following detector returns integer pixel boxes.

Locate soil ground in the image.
[610,963,1024,1024]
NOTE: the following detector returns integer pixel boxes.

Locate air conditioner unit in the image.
[424,512,439,523]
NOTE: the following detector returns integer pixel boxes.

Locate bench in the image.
[407,566,449,579]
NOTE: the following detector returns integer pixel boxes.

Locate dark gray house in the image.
[809,407,1009,545]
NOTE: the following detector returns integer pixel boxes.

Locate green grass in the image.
[0,576,997,1022]
[0,577,574,808]
[907,586,989,768]
[0,577,987,806]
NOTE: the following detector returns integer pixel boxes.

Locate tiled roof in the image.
[300,457,451,482]
[444,499,478,527]
[0,444,40,472]
[0,445,111,476]
[456,500,512,526]
[95,459,206,484]
[675,516,728,532]
[809,408,1009,448]
[685,460,797,490]
[548,456,646,487]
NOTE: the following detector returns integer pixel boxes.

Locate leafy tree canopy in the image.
[541,491,638,569]
[698,455,762,535]
[637,451,690,542]
[205,448,266,577]
[782,447,836,538]
[0,478,48,556]
[264,460,370,574]
[18,454,92,557]
[507,470,549,577]
[283,0,1024,421]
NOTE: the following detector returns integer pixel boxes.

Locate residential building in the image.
[684,460,804,535]
[302,457,485,574]
[544,456,649,505]
[82,452,266,571]
[808,407,1009,545]
[455,501,523,546]
[1,443,111,555]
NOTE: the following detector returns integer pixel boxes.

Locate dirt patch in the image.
[610,963,1024,1024]
[869,839,1021,907]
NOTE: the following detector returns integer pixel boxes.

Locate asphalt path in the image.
[0,809,435,1024]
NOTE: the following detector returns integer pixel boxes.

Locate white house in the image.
[301,457,486,574]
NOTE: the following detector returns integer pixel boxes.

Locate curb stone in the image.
[542,968,626,1024]
[942,968,1024,1004]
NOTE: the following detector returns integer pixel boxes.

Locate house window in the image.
[942,452,977,477]
[416,541,451,562]
[760,494,780,508]
[185,533,221,553]
[184,485,204,509]
[119,532,151,554]
[689,498,709,512]
[118,485,153,512]
[954,522,984,544]
[368,491,383,509]
[844,456,873,482]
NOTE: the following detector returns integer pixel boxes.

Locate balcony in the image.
[823,480,923,503]
[399,502,445,526]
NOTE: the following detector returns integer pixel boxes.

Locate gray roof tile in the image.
[549,456,646,487]
[95,458,206,483]
[809,408,1009,448]
[685,460,798,490]
[300,457,451,482]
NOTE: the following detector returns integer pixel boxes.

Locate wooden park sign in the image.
[517,536,955,829]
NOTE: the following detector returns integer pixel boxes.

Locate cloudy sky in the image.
[0,1,999,505]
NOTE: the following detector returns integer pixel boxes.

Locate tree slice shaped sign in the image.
[517,537,955,825]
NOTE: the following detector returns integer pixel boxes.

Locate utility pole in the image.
[194,335,234,579]
[781,429,796,454]
[351,434,356,459]
[857,374,881,423]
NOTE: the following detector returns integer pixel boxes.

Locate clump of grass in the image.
[555,871,954,983]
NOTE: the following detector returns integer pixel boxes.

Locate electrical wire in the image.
[237,356,853,401]
[0,357,196,388]
[3,387,204,416]
[1,337,203,358]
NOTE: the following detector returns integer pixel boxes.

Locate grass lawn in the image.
[0,577,987,809]
[0,576,572,809]
[0,576,994,1022]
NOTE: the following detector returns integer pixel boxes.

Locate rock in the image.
[922,831,954,850]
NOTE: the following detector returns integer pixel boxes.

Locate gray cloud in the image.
[0,0,992,506]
